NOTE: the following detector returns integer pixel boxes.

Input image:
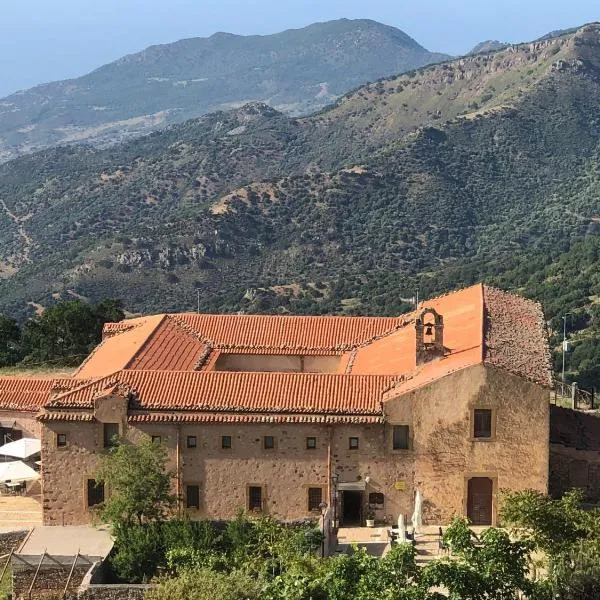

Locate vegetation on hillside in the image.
[0,19,448,162]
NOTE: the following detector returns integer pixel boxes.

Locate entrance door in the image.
[341,491,362,526]
[467,477,493,525]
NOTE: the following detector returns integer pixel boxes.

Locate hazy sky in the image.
[1,0,598,97]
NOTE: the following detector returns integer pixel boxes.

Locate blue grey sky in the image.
[1,0,598,97]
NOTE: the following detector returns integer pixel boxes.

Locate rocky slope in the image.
[0,19,448,163]
[0,24,599,324]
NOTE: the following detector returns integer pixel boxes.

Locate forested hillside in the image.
[0,24,599,387]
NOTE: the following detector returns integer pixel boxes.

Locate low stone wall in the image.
[13,566,89,599]
[77,561,154,599]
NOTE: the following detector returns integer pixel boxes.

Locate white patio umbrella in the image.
[411,490,423,534]
[0,438,41,460]
[0,460,39,482]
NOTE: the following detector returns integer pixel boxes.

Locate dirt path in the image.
[0,199,33,264]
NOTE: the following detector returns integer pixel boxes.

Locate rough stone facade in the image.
[41,364,548,527]
[549,405,600,502]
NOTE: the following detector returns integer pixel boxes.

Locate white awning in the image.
[0,438,41,459]
[337,481,367,491]
[0,461,39,483]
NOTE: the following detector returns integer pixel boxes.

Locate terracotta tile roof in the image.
[483,286,552,387]
[0,377,55,411]
[128,413,383,424]
[172,313,405,351]
[127,316,209,371]
[73,315,165,379]
[44,370,394,415]
[38,412,95,422]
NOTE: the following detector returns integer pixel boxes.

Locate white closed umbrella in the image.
[397,513,406,543]
[0,460,39,482]
[0,438,41,460]
[411,490,423,534]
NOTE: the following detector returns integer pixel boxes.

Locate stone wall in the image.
[77,563,153,600]
[0,529,28,555]
[41,364,549,526]
[12,565,89,599]
[0,409,41,438]
[549,406,600,502]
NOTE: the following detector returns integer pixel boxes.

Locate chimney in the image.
[415,308,444,365]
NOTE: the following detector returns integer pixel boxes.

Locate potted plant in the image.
[365,508,376,527]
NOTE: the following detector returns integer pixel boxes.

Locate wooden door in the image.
[467,477,493,525]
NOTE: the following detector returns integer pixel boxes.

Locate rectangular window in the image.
[151,435,162,445]
[306,437,317,450]
[103,423,119,448]
[57,433,67,448]
[186,484,200,509]
[308,487,323,511]
[349,437,359,450]
[264,436,275,450]
[222,435,232,449]
[187,436,197,449]
[474,409,493,439]
[392,425,410,450]
[87,479,105,507]
[248,486,262,511]
[369,492,384,505]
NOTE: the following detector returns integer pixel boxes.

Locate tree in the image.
[21,299,124,365]
[0,315,21,367]
[95,437,176,527]
[422,518,550,600]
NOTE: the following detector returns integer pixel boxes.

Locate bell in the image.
[425,324,434,336]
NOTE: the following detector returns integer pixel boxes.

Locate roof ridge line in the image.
[122,315,169,370]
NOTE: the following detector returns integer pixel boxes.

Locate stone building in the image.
[0,284,552,527]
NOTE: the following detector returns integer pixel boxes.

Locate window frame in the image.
[349,437,359,450]
[186,484,200,509]
[472,408,495,440]
[392,424,410,451]
[307,487,323,512]
[87,478,105,508]
[151,435,162,445]
[306,436,317,450]
[186,435,197,449]
[103,423,119,448]
[263,435,275,450]
[248,485,263,512]
[56,433,67,448]
[221,435,232,449]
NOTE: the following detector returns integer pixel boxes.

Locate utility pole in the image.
[415,290,419,309]
[562,314,569,397]
[196,289,200,314]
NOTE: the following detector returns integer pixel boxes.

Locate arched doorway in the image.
[467,477,493,525]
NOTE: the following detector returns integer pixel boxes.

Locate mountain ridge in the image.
[0,18,448,163]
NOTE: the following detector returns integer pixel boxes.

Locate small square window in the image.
[264,436,275,450]
[306,437,317,450]
[308,487,323,511]
[222,435,232,449]
[57,433,67,448]
[368,492,384,505]
[186,484,200,509]
[349,437,359,450]
[151,435,162,445]
[392,425,410,450]
[187,436,197,449]
[474,409,493,439]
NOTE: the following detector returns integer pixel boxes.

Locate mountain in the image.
[469,40,509,54]
[2,23,600,386]
[0,19,449,163]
